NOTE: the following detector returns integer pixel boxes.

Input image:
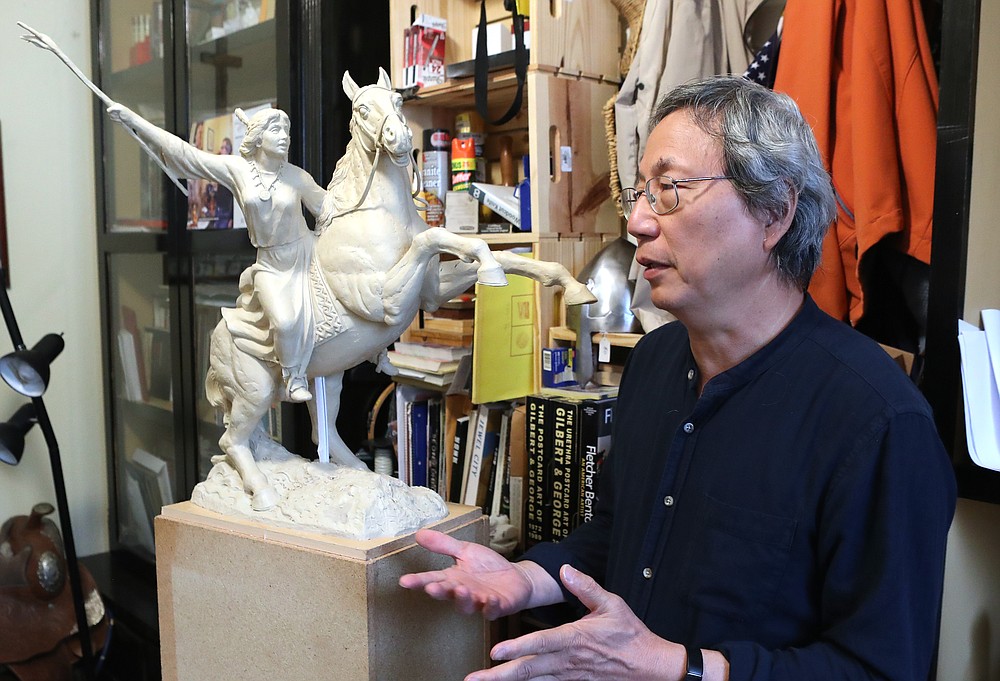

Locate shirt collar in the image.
[694,294,824,398]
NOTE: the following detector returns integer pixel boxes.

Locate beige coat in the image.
[617,0,785,331]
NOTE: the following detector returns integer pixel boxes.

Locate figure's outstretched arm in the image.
[19,22,189,196]
[107,103,235,188]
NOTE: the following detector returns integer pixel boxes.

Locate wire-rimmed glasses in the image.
[621,175,733,218]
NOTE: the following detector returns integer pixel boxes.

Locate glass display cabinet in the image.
[92,0,390,566]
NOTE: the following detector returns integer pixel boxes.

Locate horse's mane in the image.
[318,137,370,228]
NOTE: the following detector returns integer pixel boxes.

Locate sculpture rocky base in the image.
[191,445,448,540]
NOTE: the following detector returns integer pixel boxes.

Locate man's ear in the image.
[764,181,798,251]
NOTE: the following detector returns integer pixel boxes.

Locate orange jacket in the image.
[774,0,938,324]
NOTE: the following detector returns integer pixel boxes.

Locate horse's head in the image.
[343,68,413,167]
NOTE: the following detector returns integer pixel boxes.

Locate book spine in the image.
[437,399,449,497]
[427,398,441,492]
[574,397,617,529]
[410,400,429,488]
[491,409,512,518]
[462,408,489,506]
[525,395,548,546]
[549,398,577,542]
[449,417,470,503]
[478,427,499,512]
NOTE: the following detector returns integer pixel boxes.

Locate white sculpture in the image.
[199,69,594,514]
[21,21,596,537]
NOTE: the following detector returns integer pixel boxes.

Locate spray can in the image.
[455,111,486,183]
[420,128,450,227]
[451,137,477,192]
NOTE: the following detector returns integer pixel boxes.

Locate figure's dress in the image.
[157,137,315,373]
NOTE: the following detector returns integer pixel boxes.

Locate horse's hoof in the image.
[477,265,508,287]
[564,281,599,306]
[251,485,280,511]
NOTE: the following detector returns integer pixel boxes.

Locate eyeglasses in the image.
[621,175,733,218]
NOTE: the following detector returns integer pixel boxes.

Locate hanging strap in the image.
[475,0,528,126]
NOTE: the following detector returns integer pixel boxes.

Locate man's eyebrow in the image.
[641,157,675,182]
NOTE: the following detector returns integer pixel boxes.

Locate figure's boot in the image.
[370,348,399,376]
[283,368,313,402]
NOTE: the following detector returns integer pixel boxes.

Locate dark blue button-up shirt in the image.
[524,296,956,680]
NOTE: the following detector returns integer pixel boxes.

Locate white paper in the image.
[958,317,1000,470]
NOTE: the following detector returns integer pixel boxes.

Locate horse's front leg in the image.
[491,251,597,305]
[420,251,599,312]
[381,229,506,324]
[307,371,368,470]
[421,258,480,311]
[416,229,508,286]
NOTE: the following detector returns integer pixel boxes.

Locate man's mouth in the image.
[637,255,672,271]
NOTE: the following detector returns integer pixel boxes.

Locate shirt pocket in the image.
[680,494,797,622]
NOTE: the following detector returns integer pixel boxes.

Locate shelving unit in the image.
[392,0,625,390]
[387,3,632,550]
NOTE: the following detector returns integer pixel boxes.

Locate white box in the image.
[445,191,479,233]
[472,21,514,58]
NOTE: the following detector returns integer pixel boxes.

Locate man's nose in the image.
[626,194,659,239]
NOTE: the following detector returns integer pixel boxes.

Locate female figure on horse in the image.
[107,103,322,402]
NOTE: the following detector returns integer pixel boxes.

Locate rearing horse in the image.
[206,69,596,510]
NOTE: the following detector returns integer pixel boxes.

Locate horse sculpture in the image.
[206,69,596,511]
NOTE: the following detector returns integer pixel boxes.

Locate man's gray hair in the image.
[649,76,836,290]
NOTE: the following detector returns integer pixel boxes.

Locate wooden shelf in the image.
[403,67,524,109]
[548,326,643,348]
[474,231,537,246]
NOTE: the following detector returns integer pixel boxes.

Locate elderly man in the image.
[400,76,956,681]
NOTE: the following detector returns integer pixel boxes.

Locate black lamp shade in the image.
[0,333,64,397]
[0,402,37,465]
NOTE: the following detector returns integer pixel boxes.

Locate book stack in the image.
[123,448,174,555]
[394,384,448,493]
[412,295,475,348]
[524,391,617,548]
[389,341,471,387]
[449,402,524,524]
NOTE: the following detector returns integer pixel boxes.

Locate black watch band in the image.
[684,644,704,680]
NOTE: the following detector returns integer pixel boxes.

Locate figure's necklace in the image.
[249,159,284,202]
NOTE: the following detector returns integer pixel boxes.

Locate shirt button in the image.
[687,369,695,380]
[664,495,675,507]
[683,422,695,434]
[642,567,653,579]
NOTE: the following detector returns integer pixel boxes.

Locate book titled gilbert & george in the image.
[525,392,617,545]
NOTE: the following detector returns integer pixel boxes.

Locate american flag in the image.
[743,30,781,89]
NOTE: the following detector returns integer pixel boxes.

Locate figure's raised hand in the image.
[399,529,536,620]
[466,564,683,681]
[17,22,57,53]
[106,103,133,124]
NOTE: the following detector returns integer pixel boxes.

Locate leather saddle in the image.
[0,503,108,681]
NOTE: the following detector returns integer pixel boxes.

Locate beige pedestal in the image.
[155,501,488,681]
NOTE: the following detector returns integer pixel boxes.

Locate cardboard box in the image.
[542,347,575,387]
[445,191,479,233]
[403,15,447,88]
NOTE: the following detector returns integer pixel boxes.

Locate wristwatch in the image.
[684,645,704,680]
